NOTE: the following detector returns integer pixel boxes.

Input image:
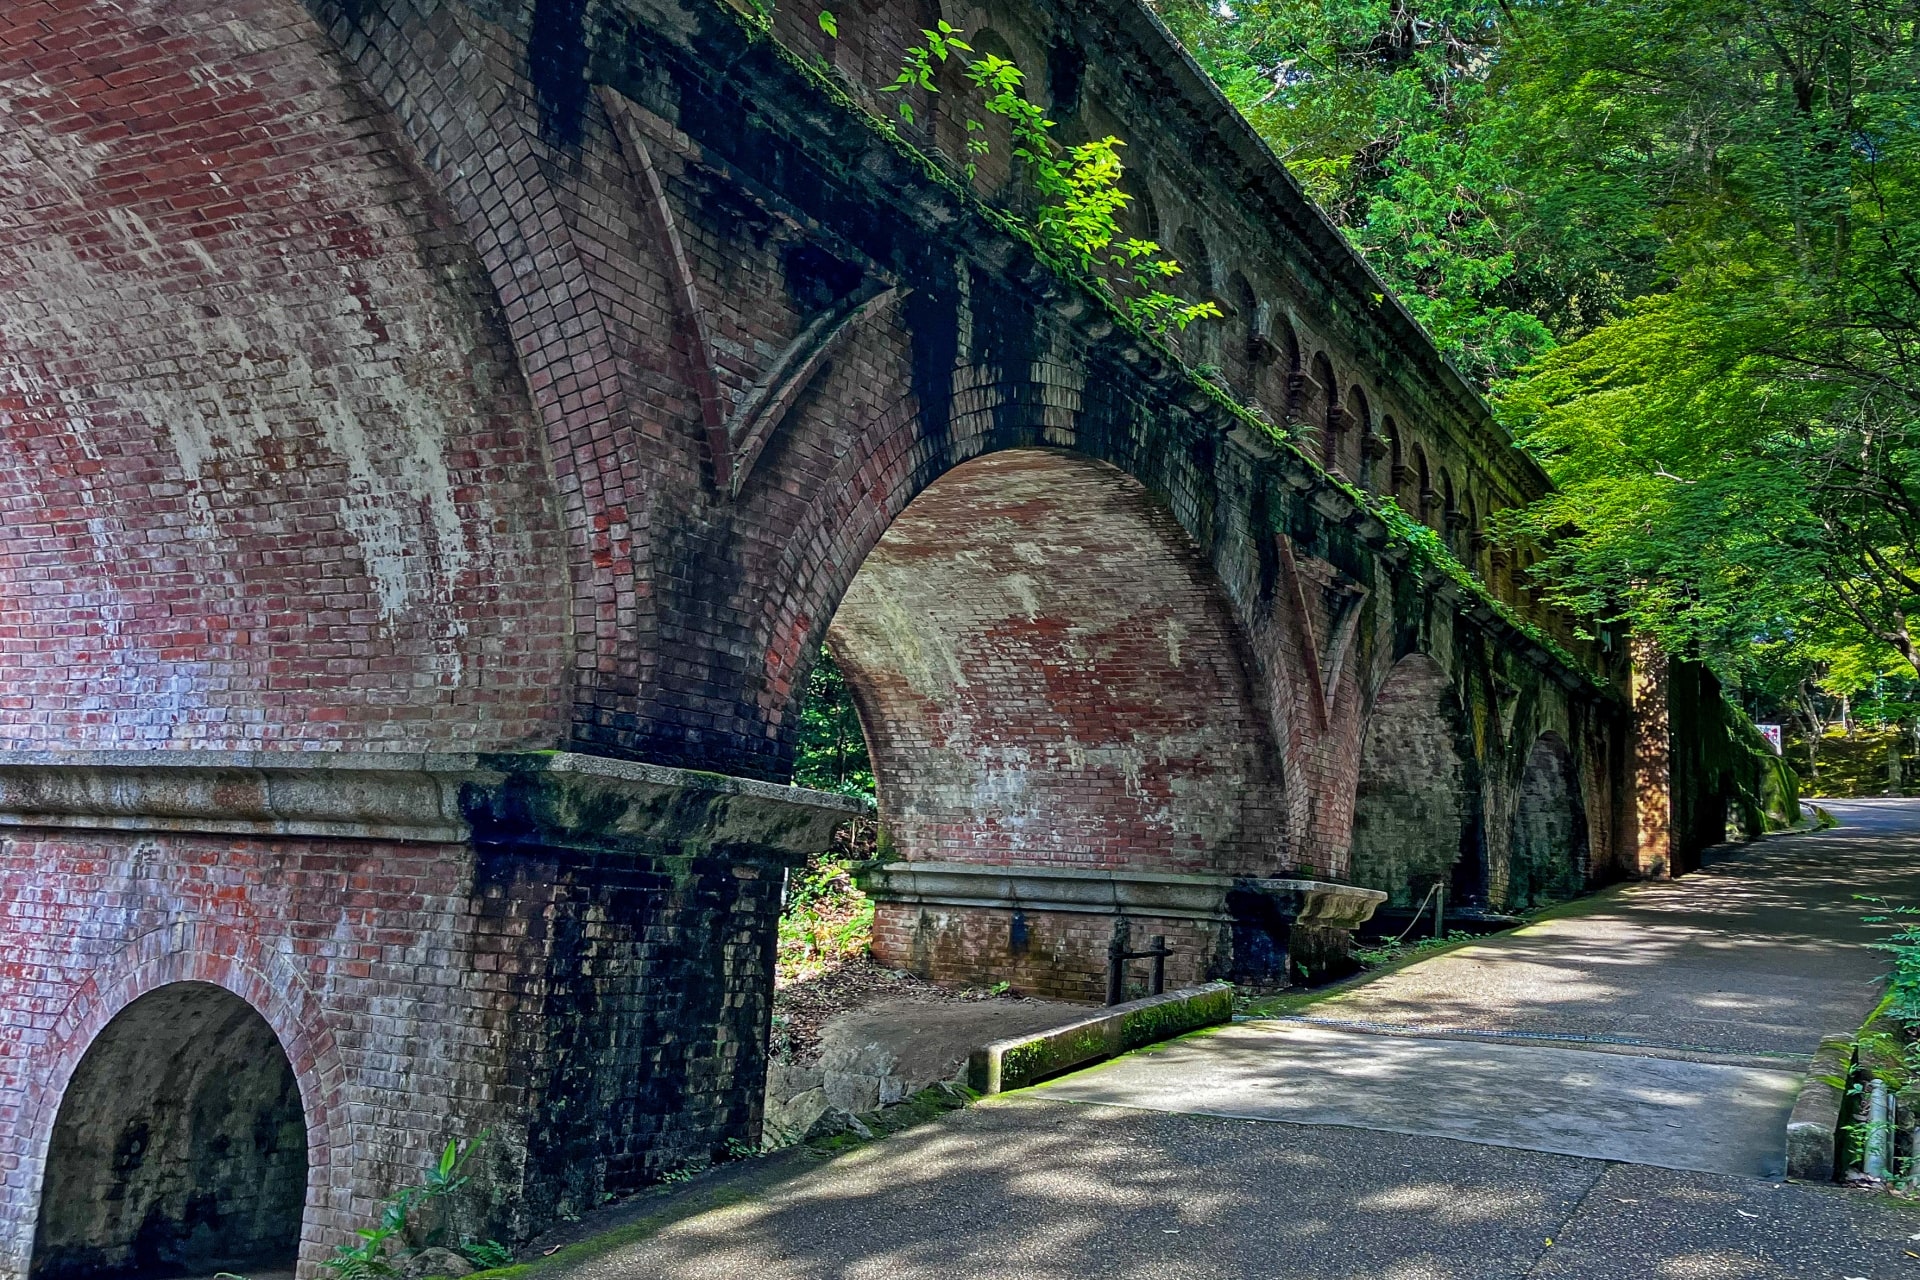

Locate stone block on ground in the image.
[968,982,1235,1094]
[1786,1034,1855,1182]
[763,995,1085,1147]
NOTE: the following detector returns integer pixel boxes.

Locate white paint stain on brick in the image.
[0,56,480,654]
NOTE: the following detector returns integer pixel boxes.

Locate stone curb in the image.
[967,982,1235,1094]
[1785,1033,1855,1182]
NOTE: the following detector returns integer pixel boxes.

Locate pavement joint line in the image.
[1026,1094,1791,1179]
[1519,1161,1611,1278]
[1256,1014,1812,1065]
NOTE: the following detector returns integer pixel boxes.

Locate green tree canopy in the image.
[1165,0,1920,701]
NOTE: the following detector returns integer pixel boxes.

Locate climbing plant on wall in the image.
[817,11,1221,334]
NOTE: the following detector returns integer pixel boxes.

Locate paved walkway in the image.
[547,803,1920,1279]
[1040,798,1920,1180]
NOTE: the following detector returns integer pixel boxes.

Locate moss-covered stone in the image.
[969,982,1234,1093]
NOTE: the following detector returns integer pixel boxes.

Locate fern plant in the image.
[835,17,1220,335]
[321,1136,510,1280]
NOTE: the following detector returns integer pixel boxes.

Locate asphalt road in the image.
[545,803,1920,1279]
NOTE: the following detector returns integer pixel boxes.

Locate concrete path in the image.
[548,1101,1919,1279]
[1037,800,1920,1179]
[1295,798,1920,1056]
[545,803,1920,1279]
[1037,1021,1804,1175]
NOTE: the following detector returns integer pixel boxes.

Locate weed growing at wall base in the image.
[320,1136,508,1280]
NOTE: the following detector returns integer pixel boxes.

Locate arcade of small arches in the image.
[768,0,1554,624]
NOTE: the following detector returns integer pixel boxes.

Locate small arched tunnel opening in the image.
[1508,732,1589,909]
[822,448,1285,1000]
[1350,655,1484,928]
[32,983,308,1280]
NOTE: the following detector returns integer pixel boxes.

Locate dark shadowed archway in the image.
[1509,732,1589,908]
[31,983,307,1280]
[1350,655,1482,908]
[832,448,1285,998]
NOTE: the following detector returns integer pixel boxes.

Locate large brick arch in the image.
[1349,654,1484,907]
[750,349,1298,776]
[827,448,1285,879]
[1508,730,1589,909]
[0,0,571,751]
[0,930,351,1280]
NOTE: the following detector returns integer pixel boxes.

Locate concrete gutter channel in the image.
[967,981,1236,1093]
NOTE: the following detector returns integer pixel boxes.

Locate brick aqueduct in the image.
[0,0,1751,1270]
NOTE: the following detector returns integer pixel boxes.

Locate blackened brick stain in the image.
[473,848,748,1215]
[531,0,594,144]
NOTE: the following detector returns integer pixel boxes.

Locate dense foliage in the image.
[786,647,877,982]
[793,645,876,796]
[1162,0,1920,732]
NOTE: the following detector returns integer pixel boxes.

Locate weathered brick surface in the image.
[0,0,571,751]
[1350,654,1477,907]
[830,449,1285,878]
[0,0,1659,1266]
[0,825,787,1274]
[871,903,1224,1003]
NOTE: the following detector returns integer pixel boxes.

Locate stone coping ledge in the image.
[859,861,1386,926]
[1785,1034,1855,1182]
[0,749,863,854]
[859,860,1232,921]
[1236,877,1388,929]
[968,982,1235,1093]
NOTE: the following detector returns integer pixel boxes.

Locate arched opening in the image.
[1308,352,1339,470]
[1265,312,1303,422]
[1350,655,1484,911]
[1509,732,1588,909]
[32,983,308,1280]
[1226,271,1259,393]
[1383,416,1405,505]
[1346,385,1372,487]
[1414,445,1435,526]
[835,0,941,138]
[1172,226,1220,368]
[940,28,1020,199]
[823,448,1285,998]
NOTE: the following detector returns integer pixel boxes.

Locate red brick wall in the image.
[829,449,1286,878]
[0,0,570,752]
[0,0,1643,1262]
[0,826,784,1273]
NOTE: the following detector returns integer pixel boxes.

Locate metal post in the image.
[1149,935,1166,996]
[1867,1079,1892,1179]
[1433,883,1447,939]
[1106,919,1128,1006]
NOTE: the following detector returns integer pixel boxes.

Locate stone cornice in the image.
[0,750,864,857]
[857,860,1386,926]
